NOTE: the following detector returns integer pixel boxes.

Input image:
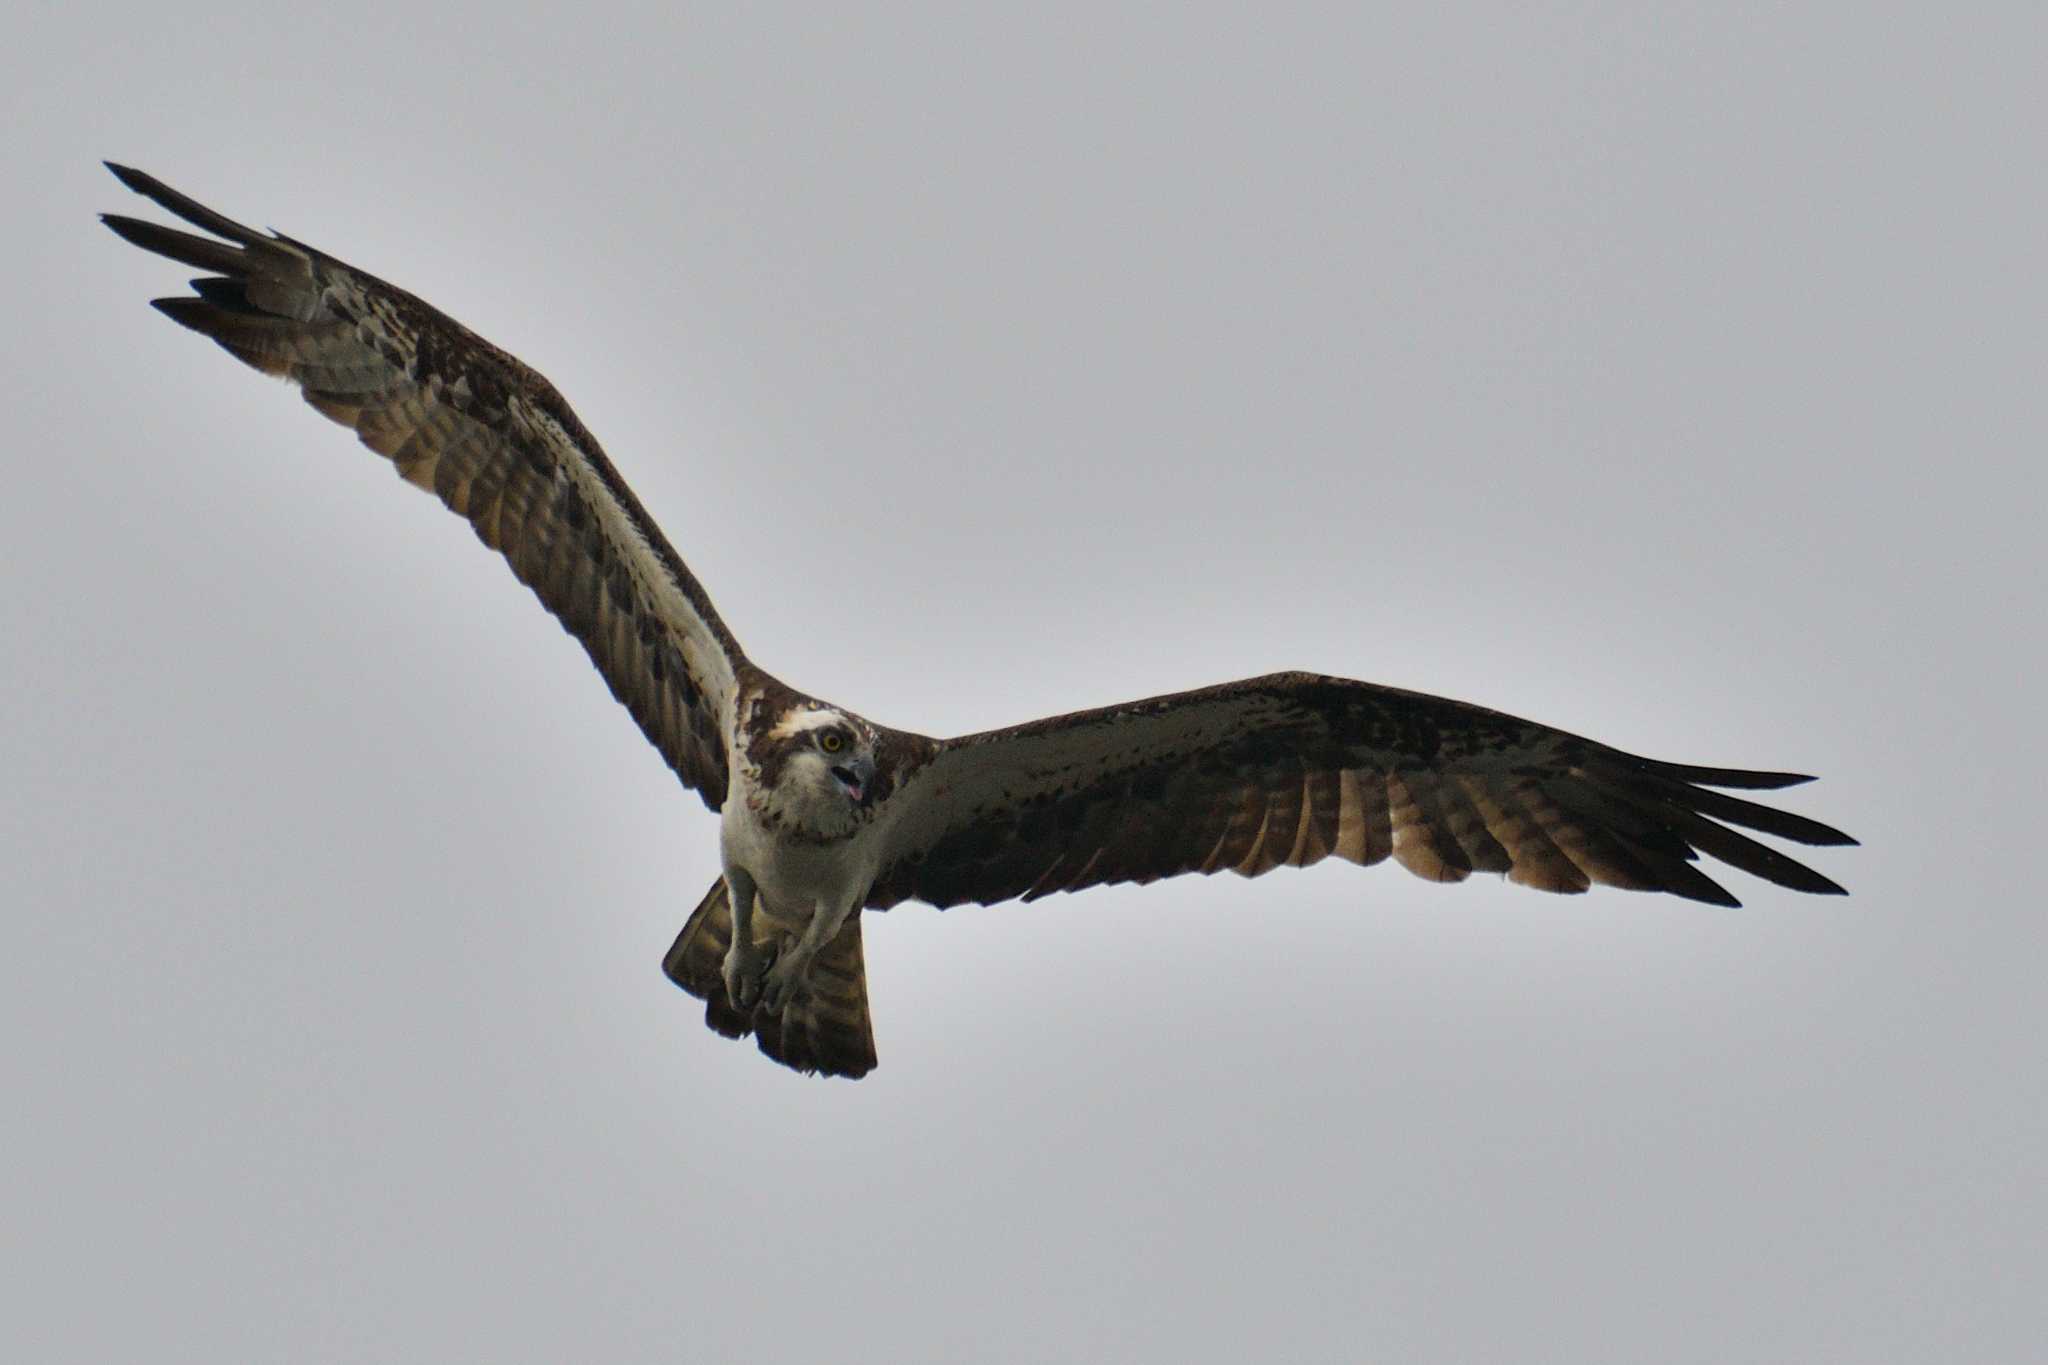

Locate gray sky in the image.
[6,4,2041,1361]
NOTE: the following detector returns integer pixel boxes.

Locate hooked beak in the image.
[830,755,877,805]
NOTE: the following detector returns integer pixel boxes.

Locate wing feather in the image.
[867,672,1853,911]
[1292,765,1341,866]
[104,165,743,805]
[1388,772,1474,883]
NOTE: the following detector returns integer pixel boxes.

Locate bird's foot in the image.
[722,938,775,1011]
[759,946,815,1014]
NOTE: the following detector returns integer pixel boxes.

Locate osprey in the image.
[102,165,1856,1079]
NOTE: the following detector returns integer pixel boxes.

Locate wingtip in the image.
[1781,814,1859,849]
[104,160,151,192]
[1728,770,1818,790]
[97,163,264,246]
[99,211,151,242]
[1784,866,1852,897]
[1673,869,1743,908]
[147,296,218,336]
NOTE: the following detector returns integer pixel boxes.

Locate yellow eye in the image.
[820,731,844,753]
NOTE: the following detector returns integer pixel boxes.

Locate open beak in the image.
[831,755,877,805]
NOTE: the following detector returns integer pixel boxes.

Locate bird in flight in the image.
[102,164,1855,1079]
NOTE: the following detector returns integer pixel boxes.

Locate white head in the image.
[745,705,882,839]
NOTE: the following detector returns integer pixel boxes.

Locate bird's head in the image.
[746,704,885,838]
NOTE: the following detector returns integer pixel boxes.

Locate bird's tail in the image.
[662,877,879,1079]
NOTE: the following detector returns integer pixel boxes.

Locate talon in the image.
[721,939,773,1011]
[759,952,810,1014]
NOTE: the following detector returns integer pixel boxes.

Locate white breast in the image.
[719,783,885,920]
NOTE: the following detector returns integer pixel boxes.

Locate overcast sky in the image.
[5,4,2041,1361]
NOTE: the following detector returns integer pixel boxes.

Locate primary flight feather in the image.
[102,164,1855,1079]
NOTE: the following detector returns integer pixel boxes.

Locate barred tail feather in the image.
[662,878,879,1079]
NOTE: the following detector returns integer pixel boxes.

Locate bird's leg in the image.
[760,895,854,1014]
[720,866,773,1010]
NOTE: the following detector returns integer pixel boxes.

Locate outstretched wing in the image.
[868,672,1854,910]
[102,165,743,806]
